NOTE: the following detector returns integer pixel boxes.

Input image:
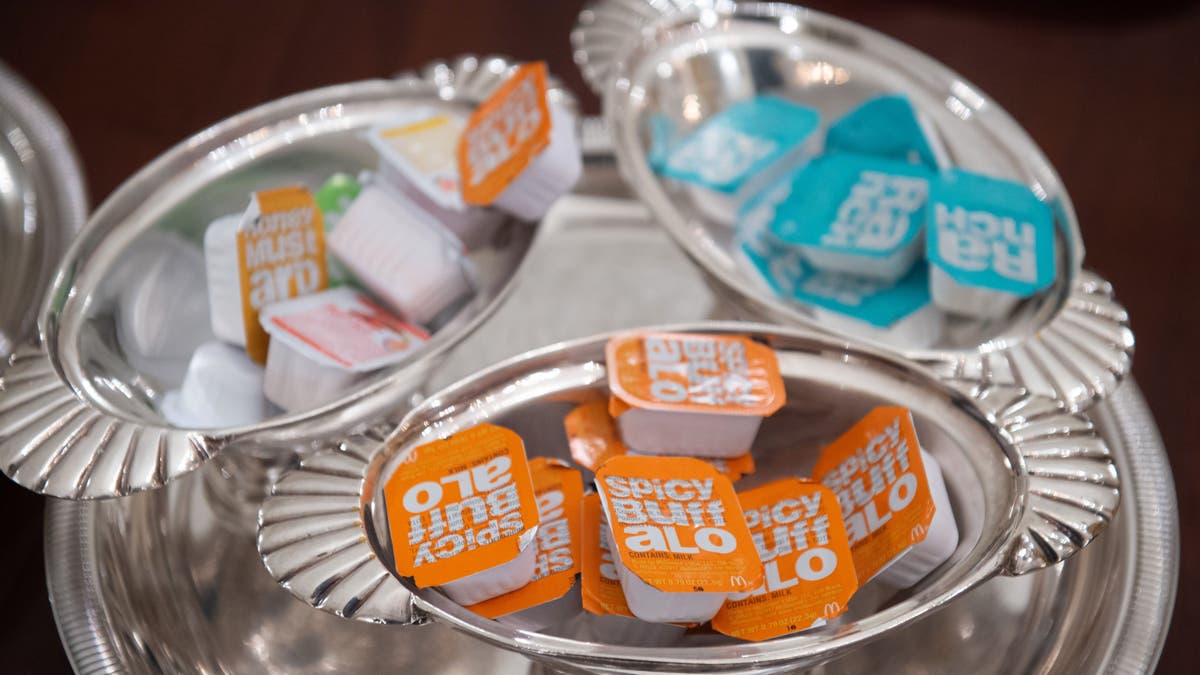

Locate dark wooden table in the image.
[1,1,1195,672]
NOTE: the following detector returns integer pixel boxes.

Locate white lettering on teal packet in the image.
[926,169,1056,296]
[770,153,932,258]
[826,95,940,170]
[737,172,934,327]
[659,95,820,194]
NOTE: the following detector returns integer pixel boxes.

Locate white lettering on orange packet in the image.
[811,407,936,582]
[469,458,583,618]
[712,479,858,641]
[384,424,540,591]
[235,186,327,363]
[458,62,551,206]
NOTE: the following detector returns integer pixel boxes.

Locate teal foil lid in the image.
[737,172,932,328]
[926,169,1056,296]
[658,95,820,194]
[770,153,932,257]
[826,95,940,170]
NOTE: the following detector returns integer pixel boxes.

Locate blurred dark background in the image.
[0,1,1196,672]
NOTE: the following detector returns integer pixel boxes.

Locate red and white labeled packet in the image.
[811,407,937,582]
[712,479,858,641]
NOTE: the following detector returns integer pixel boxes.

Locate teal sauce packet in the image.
[768,153,932,281]
[925,168,1056,297]
[736,171,935,330]
[659,95,821,194]
[826,95,941,170]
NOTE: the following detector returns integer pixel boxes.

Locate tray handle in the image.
[257,428,427,625]
[920,271,1134,414]
[971,384,1121,575]
[0,340,225,499]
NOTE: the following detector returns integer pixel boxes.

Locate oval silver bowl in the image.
[0,55,569,499]
[597,2,1133,414]
[258,322,1118,675]
[0,62,88,356]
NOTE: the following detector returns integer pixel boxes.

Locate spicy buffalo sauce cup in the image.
[384,424,541,606]
[565,399,757,481]
[593,455,763,624]
[712,479,858,641]
[468,457,583,628]
[812,407,958,587]
[606,331,786,458]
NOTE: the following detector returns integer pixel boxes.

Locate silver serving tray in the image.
[593,2,1134,415]
[0,56,567,500]
[0,62,88,356]
[258,325,1117,674]
[46,167,1176,673]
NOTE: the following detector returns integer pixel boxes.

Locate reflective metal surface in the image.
[0,62,88,357]
[0,56,566,499]
[45,179,1170,674]
[572,0,728,95]
[601,3,1133,414]
[258,326,1115,674]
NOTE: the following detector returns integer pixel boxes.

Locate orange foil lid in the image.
[712,479,858,641]
[568,400,757,481]
[811,407,936,582]
[704,452,757,483]
[384,424,540,588]
[236,186,328,363]
[565,400,628,471]
[458,62,552,206]
[580,493,635,617]
[470,458,583,618]
[594,455,763,594]
[606,332,786,417]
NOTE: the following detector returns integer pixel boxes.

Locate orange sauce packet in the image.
[458,62,551,206]
[580,492,635,617]
[384,424,540,588]
[565,400,628,471]
[566,399,756,481]
[811,407,936,582]
[703,453,757,483]
[236,186,328,363]
[712,479,858,641]
[606,332,786,416]
[469,458,583,618]
[593,455,763,594]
